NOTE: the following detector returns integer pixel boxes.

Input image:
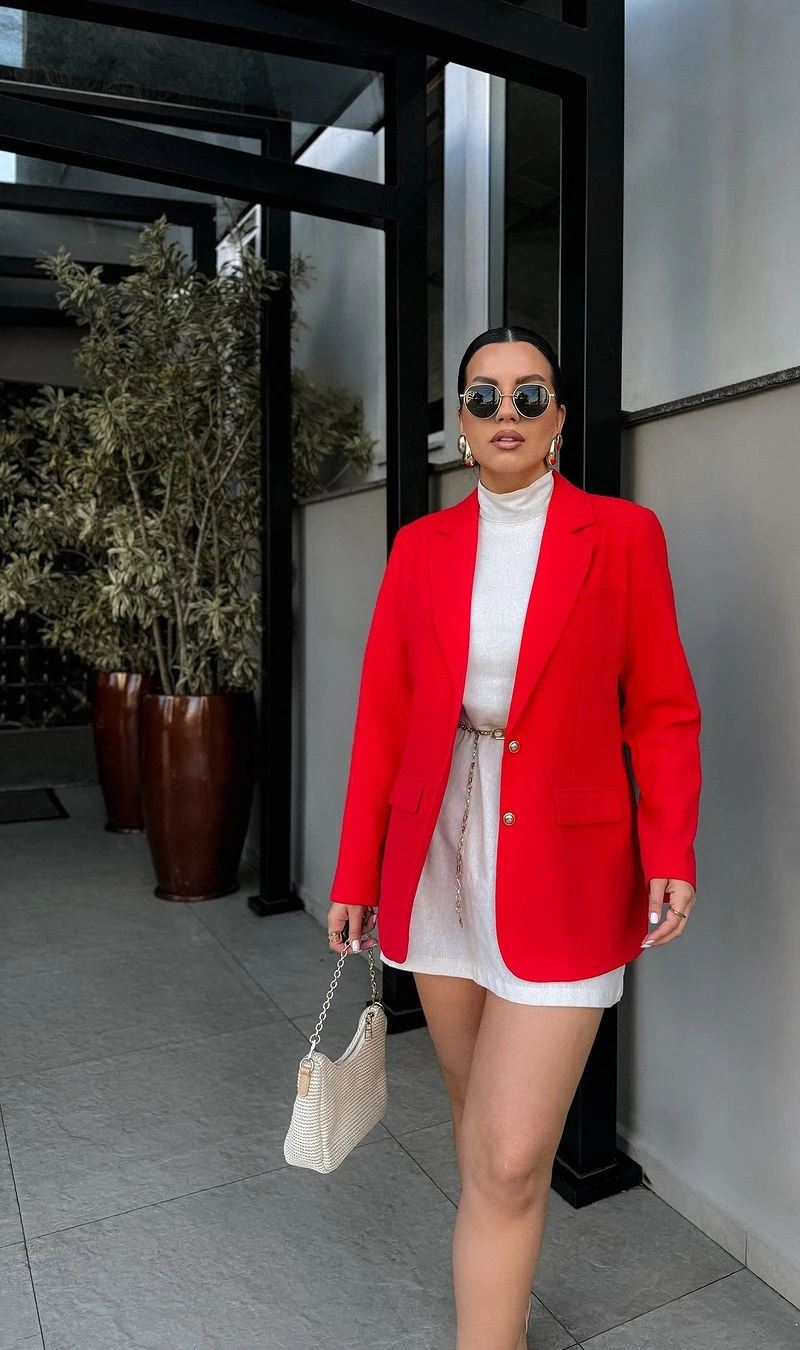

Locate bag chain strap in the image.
[306,944,380,1055]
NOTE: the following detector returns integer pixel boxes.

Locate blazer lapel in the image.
[428,470,597,724]
[505,469,597,730]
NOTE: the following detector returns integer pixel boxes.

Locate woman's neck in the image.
[478,464,552,494]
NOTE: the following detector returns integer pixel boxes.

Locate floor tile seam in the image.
[365,1132,579,1346]
[515,1270,578,1344]
[384,1131,460,1213]
[188,907,319,1015]
[1,944,248,982]
[22,1132,395,1245]
[184,893,358,1000]
[0,1097,47,1347]
[0,940,286,989]
[184,898,293,1012]
[573,1265,749,1344]
[0,1013,297,1096]
[384,1117,458,1143]
[23,1155,304,1245]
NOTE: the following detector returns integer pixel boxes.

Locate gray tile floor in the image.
[1,786,798,1350]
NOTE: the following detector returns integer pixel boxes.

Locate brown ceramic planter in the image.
[91,671,153,833]
[140,691,258,901]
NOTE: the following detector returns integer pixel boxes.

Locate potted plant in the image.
[25,217,276,898]
[1,215,377,895]
[0,389,155,830]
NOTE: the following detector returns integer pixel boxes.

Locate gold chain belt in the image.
[454,718,505,927]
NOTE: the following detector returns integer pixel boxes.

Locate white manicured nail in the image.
[351,939,360,953]
[649,911,660,924]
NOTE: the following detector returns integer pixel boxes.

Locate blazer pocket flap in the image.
[389,774,426,814]
[555,787,624,825]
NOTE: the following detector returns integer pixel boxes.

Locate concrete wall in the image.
[617,383,800,1306]
[291,487,387,926]
[622,0,800,1307]
[623,0,800,410]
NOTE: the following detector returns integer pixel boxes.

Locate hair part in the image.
[457,326,565,406]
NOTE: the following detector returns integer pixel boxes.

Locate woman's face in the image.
[458,341,565,492]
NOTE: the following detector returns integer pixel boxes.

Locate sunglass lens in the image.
[464,384,500,418]
[513,384,549,417]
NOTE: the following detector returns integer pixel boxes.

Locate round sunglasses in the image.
[460,381,553,420]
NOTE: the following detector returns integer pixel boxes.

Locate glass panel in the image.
[0,8,384,182]
[290,211,385,496]
[0,204,194,265]
[293,76,384,186]
[0,154,239,369]
[3,146,249,243]
[499,1,574,17]
[504,82,561,350]
[503,0,588,22]
[0,275,65,312]
[500,1,587,23]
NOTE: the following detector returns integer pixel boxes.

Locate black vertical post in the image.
[553,1001,641,1206]
[249,125,303,917]
[380,51,430,1031]
[193,212,217,281]
[384,51,431,539]
[557,73,588,489]
[552,0,641,1204]
[582,0,625,498]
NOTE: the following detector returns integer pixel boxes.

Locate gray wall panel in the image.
[620,382,800,1303]
[624,0,800,410]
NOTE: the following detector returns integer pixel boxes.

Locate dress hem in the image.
[379,950,625,1008]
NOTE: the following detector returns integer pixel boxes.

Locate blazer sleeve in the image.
[329,524,413,908]
[619,509,702,889]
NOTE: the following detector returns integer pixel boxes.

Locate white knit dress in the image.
[379,467,626,1007]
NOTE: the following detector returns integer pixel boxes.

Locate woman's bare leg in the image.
[454,995,604,1350]
[412,972,486,1177]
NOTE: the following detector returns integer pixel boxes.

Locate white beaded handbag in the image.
[283,943,388,1173]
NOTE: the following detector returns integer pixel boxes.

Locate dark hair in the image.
[457,326,565,406]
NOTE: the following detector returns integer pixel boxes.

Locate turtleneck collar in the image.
[477,467,554,523]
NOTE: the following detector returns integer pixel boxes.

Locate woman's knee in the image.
[460,1129,555,1210]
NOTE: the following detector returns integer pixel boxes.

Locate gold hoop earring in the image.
[458,433,476,468]
[547,431,563,467]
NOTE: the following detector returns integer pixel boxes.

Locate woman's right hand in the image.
[327,903,378,956]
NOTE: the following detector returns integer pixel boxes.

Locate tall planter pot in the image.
[91,671,153,833]
[140,691,258,901]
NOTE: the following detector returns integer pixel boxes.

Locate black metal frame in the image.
[16,0,399,70]
[0,0,633,1204]
[270,0,624,494]
[0,183,217,326]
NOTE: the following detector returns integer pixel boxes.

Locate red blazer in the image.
[329,469,702,980]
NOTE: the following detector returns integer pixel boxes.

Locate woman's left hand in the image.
[641,878,696,948]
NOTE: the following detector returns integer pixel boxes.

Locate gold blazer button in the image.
[502,811,516,826]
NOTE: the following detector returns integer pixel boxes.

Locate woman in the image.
[327,326,702,1350]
